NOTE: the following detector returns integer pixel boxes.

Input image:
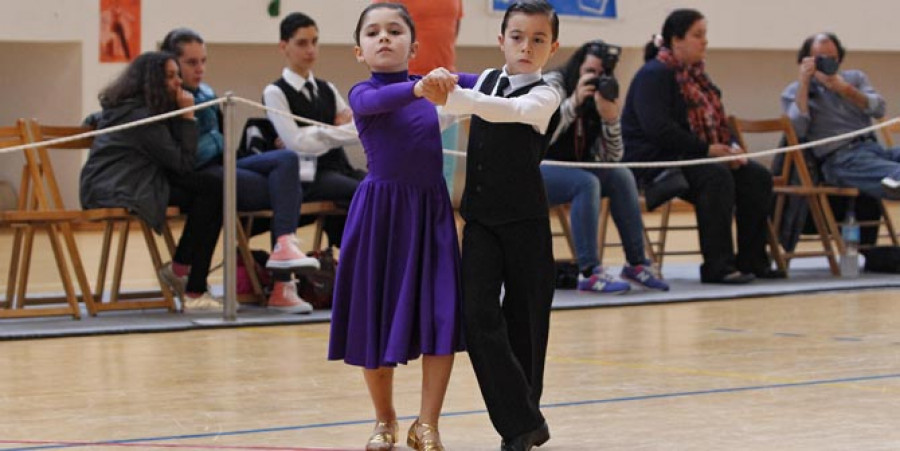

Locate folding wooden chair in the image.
[1,120,90,319]
[20,119,178,315]
[728,115,871,276]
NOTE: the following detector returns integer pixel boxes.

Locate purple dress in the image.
[328,71,464,369]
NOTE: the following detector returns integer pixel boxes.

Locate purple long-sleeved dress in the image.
[327,71,464,369]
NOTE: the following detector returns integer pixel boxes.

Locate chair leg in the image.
[5,227,25,309]
[46,223,80,319]
[139,221,176,312]
[879,200,899,247]
[110,220,130,304]
[313,216,326,252]
[59,221,97,315]
[236,218,266,304]
[819,193,846,255]
[806,194,841,276]
[556,206,576,261]
[162,220,178,258]
[766,219,788,274]
[95,221,115,305]
[14,226,37,310]
[655,202,672,270]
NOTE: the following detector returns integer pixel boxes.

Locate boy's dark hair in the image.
[501,0,559,43]
[280,12,317,42]
[797,32,845,63]
[352,3,416,46]
[644,8,704,60]
[98,51,177,115]
[160,27,204,57]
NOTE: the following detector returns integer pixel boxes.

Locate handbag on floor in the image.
[297,247,337,309]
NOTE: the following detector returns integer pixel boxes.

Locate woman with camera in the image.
[621,9,779,284]
[542,40,669,293]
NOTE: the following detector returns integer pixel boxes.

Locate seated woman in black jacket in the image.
[80,51,223,310]
[621,9,780,284]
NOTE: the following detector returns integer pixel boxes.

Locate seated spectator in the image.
[621,9,779,284]
[542,40,668,293]
[781,32,900,199]
[160,27,318,314]
[80,51,223,311]
[263,12,364,248]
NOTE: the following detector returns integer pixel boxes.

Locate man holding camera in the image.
[781,32,900,199]
[542,40,669,294]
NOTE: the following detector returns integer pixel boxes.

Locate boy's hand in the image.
[335,108,353,125]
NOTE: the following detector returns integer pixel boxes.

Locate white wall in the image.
[1,0,899,202]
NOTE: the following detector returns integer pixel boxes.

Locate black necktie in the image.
[304,80,318,105]
[494,76,510,97]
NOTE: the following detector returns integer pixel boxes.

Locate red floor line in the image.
[0,439,357,451]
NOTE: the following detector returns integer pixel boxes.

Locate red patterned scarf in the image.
[656,47,731,145]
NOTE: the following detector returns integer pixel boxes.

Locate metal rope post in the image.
[222,92,237,321]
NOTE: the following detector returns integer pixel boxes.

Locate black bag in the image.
[237,117,279,159]
[297,247,337,309]
[555,261,580,289]
[644,168,689,211]
[862,246,900,273]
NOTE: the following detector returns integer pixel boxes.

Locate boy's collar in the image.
[283,67,316,90]
[500,66,543,91]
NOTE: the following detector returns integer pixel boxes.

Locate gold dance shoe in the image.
[407,419,444,451]
[365,420,398,451]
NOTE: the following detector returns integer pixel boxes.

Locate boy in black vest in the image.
[421,1,561,449]
[262,12,363,248]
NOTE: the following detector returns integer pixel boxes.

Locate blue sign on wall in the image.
[492,0,617,19]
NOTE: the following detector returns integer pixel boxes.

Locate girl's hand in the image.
[176,88,195,119]
[335,108,353,125]
[423,67,458,92]
[594,94,619,122]
[572,72,598,108]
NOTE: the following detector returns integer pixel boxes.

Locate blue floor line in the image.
[5,372,900,451]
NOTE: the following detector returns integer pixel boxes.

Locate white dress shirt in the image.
[442,67,561,135]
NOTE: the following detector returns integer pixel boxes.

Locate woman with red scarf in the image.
[621,9,780,284]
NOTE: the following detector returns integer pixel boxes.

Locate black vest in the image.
[272,77,352,173]
[461,70,559,225]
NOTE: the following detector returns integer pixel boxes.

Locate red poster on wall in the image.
[99,0,141,63]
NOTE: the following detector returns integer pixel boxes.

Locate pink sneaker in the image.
[266,235,320,271]
[267,281,313,314]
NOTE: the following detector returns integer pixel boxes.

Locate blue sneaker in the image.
[621,263,670,291]
[577,266,631,294]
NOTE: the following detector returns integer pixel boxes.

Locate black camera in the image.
[585,41,621,101]
[815,55,839,76]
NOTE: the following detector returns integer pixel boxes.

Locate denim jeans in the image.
[540,164,647,270]
[202,149,301,247]
[822,141,900,200]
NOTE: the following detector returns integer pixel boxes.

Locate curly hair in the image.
[98,51,177,115]
[552,40,612,97]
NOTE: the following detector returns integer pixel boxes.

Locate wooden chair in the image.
[549,204,577,262]
[728,115,875,275]
[235,201,345,304]
[18,119,178,315]
[598,196,677,270]
[1,120,90,319]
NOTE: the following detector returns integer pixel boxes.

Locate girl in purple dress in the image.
[327,4,464,450]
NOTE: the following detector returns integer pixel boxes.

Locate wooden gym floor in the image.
[1,212,899,450]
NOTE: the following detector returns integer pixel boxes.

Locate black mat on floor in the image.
[2,260,898,340]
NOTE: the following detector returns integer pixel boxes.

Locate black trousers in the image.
[168,171,223,293]
[680,160,773,282]
[462,217,555,440]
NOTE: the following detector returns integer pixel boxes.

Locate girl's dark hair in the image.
[796,32,845,63]
[553,40,609,96]
[353,3,416,46]
[501,0,559,42]
[160,27,204,57]
[98,51,177,115]
[644,8,705,60]
[280,12,317,42]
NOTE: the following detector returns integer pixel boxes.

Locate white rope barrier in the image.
[5,94,898,171]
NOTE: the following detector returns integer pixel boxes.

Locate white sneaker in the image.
[881,176,900,197]
[182,292,223,312]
